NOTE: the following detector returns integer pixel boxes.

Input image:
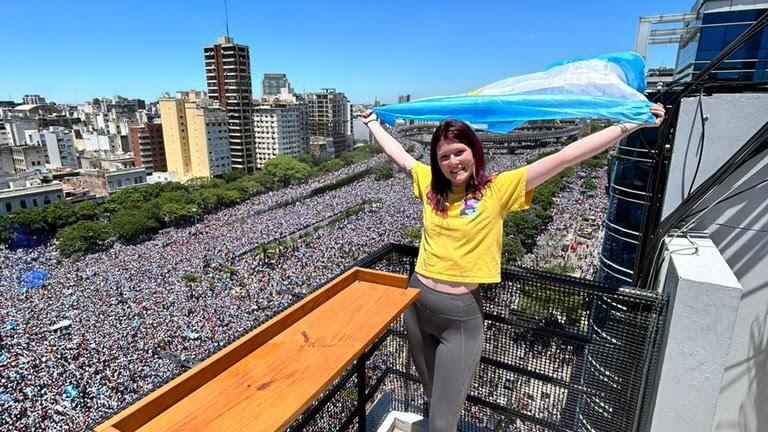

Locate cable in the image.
[636,120,768,288]
[685,176,768,219]
[710,222,768,233]
[687,92,706,197]
[634,12,768,287]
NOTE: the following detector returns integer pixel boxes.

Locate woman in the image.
[362,105,665,431]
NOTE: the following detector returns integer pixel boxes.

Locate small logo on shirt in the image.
[460,197,480,217]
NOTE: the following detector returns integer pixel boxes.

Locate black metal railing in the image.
[288,243,667,432]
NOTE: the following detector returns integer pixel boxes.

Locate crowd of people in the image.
[0,128,610,431]
[520,169,609,279]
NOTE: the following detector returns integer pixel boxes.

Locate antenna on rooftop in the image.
[224,0,230,37]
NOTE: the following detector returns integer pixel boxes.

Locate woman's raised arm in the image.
[362,111,416,174]
[525,103,666,191]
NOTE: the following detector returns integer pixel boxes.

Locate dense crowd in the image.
[521,169,609,278]
[0,129,609,431]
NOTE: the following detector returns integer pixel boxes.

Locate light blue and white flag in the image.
[373,51,655,132]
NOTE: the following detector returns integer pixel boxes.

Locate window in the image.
[117,180,123,187]
[20,200,27,209]
[5,203,12,212]
[32,199,38,207]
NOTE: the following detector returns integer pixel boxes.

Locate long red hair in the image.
[427,119,491,215]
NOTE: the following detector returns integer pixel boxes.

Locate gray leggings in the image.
[404,273,485,431]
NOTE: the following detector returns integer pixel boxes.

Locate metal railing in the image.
[288,243,667,432]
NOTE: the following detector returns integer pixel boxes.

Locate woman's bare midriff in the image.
[416,273,479,294]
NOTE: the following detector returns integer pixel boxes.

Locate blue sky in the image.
[0,0,694,105]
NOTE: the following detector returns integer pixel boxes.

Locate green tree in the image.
[400,226,421,243]
[373,162,394,180]
[181,273,200,284]
[186,177,225,190]
[192,188,227,213]
[581,157,606,172]
[582,177,597,191]
[517,286,584,327]
[42,202,80,230]
[220,169,248,183]
[544,262,576,275]
[502,236,525,265]
[320,158,345,173]
[102,188,148,214]
[262,155,312,186]
[110,207,161,243]
[159,203,201,226]
[74,200,102,221]
[56,220,113,257]
[0,216,13,246]
[7,208,49,234]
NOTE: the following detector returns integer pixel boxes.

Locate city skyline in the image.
[1,0,692,105]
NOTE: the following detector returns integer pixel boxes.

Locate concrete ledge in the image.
[649,235,742,432]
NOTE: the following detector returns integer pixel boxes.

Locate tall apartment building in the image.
[159,91,231,181]
[0,146,14,174]
[262,73,293,98]
[12,146,46,174]
[0,120,10,146]
[5,118,39,146]
[203,36,255,172]
[305,88,352,157]
[25,127,79,169]
[397,94,411,103]
[254,99,308,168]
[129,122,167,174]
[22,94,46,105]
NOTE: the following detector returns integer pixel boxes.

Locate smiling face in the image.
[436,137,475,188]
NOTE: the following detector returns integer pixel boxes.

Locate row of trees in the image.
[0,145,381,258]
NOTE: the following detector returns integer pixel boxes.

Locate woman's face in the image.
[436,137,475,188]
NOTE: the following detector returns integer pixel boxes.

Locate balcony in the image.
[91,244,667,432]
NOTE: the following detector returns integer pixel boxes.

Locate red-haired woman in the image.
[362,105,664,431]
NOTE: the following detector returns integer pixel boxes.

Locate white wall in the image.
[661,93,768,432]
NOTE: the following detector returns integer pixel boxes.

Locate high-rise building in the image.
[305,89,352,157]
[0,146,14,174]
[262,73,293,98]
[674,3,768,82]
[600,0,768,287]
[0,120,10,147]
[22,94,46,105]
[5,118,39,146]
[12,146,46,174]
[254,97,308,168]
[397,94,411,104]
[129,122,167,174]
[159,91,231,181]
[204,36,256,172]
[25,127,79,170]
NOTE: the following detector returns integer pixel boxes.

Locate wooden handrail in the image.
[95,267,418,432]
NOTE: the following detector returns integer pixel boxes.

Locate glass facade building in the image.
[675,7,768,82]
[596,127,660,287]
[597,1,767,288]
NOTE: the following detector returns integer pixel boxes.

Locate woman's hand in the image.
[648,103,666,128]
[360,110,378,127]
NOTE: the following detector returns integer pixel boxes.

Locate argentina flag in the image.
[373,51,656,132]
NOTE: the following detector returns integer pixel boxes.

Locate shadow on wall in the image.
[704,151,768,432]
[740,310,768,432]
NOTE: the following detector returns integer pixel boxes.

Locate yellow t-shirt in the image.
[411,161,532,283]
